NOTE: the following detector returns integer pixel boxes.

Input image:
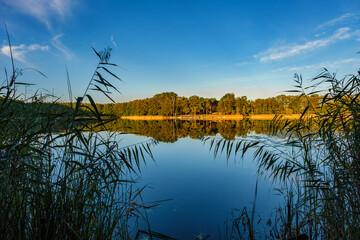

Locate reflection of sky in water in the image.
[119,134,282,239]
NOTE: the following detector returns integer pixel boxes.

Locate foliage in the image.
[0,36,157,239]
[97,92,321,117]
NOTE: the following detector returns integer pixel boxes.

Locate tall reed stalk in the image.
[207,68,360,239]
[0,32,156,239]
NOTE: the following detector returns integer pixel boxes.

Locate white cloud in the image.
[51,34,74,60]
[272,58,360,72]
[314,32,326,38]
[1,43,49,63]
[50,0,71,18]
[234,61,254,67]
[317,13,358,29]
[255,27,355,62]
[1,0,72,28]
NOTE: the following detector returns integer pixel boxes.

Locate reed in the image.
[0,31,157,239]
[207,69,360,239]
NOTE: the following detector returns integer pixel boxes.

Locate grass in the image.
[206,69,360,239]
[0,30,161,239]
[119,114,316,121]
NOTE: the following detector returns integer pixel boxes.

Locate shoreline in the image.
[120,114,315,121]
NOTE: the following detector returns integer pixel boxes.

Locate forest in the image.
[97,92,321,117]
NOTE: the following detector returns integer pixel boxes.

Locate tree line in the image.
[97,92,321,117]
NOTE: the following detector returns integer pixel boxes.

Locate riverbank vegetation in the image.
[0,38,158,239]
[119,113,314,121]
[208,70,360,239]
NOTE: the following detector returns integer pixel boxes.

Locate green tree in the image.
[218,93,236,114]
[189,95,201,115]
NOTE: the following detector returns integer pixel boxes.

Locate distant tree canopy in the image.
[97,92,321,117]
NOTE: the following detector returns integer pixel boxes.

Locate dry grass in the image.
[249,114,316,120]
[120,114,244,120]
[121,115,169,120]
[177,114,244,120]
[120,114,318,121]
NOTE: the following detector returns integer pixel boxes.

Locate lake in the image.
[112,120,284,239]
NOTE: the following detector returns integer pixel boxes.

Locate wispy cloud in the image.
[317,13,359,29]
[2,0,72,28]
[51,34,74,60]
[110,35,118,48]
[272,58,360,72]
[50,0,71,19]
[234,61,254,67]
[255,27,357,62]
[1,43,49,63]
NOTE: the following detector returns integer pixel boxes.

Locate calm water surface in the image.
[117,120,283,239]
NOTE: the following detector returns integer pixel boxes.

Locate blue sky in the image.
[1,0,360,103]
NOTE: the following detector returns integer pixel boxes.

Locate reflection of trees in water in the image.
[103,120,276,142]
